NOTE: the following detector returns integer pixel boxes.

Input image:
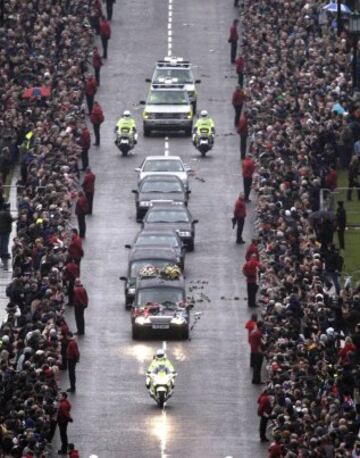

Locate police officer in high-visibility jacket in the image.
[146,349,175,388]
[192,110,215,147]
[115,110,138,143]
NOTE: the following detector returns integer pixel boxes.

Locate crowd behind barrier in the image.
[241,0,360,456]
[0,0,105,456]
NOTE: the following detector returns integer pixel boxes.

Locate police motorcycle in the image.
[146,349,177,408]
[115,110,137,157]
[192,110,215,157]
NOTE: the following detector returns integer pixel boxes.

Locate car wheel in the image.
[185,126,192,137]
[192,102,197,115]
[143,125,151,137]
[181,326,189,340]
[132,325,140,340]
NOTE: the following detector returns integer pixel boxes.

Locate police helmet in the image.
[123,110,131,117]
[200,110,208,117]
[156,349,165,359]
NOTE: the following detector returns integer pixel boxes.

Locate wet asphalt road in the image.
[55,1,267,457]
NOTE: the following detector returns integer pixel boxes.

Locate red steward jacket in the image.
[90,104,104,125]
[245,243,259,261]
[100,19,111,39]
[242,157,255,178]
[75,195,89,216]
[257,392,271,416]
[82,171,96,193]
[232,89,245,107]
[74,285,88,308]
[57,398,72,424]
[229,24,238,42]
[235,56,245,73]
[69,451,80,458]
[64,262,80,282]
[85,77,97,97]
[234,197,246,219]
[237,114,248,134]
[68,235,84,261]
[325,169,337,191]
[79,127,91,150]
[249,328,263,353]
[66,339,80,361]
[242,259,261,283]
[93,49,103,69]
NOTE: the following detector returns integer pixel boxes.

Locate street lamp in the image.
[349,13,360,89]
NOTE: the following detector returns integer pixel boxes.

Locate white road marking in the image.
[164,137,169,156]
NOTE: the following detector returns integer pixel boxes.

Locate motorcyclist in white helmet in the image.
[115,110,138,143]
[193,110,215,146]
[146,349,176,388]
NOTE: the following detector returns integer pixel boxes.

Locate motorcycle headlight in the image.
[135,316,151,325]
[171,316,186,326]
[177,231,191,237]
[139,201,152,207]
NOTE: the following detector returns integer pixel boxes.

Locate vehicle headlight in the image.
[128,287,136,295]
[139,201,152,207]
[171,316,186,326]
[186,111,192,119]
[177,231,191,237]
[135,316,151,325]
[143,111,149,119]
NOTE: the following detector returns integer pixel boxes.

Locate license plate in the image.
[152,324,169,329]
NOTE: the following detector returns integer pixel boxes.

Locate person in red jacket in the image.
[100,16,111,58]
[66,333,80,393]
[238,112,248,159]
[245,312,258,367]
[68,229,84,266]
[92,46,103,85]
[249,320,264,384]
[73,278,89,335]
[268,436,284,458]
[242,154,256,202]
[233,193,246,244]
[78,126,91,171]
[258,389,272,442]
[64,259,80,306]
[57,392,73,454]
[232,86,246,127]
[68,444,80,458]
[242,253,261,307]
[81,167,96,215]
[228,19,239,64]
[325,167,337,191]
[75,191,89,238]
[235,55,245,86]
[245,238,259,261]
[85,75,97,115]
[90,101,104,146]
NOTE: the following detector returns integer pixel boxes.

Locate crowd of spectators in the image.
[242,0,360,456]
[0,0,103,455]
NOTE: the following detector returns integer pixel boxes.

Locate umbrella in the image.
[323,2,352,14]
[332,102,347,115]
[22,86,51,99]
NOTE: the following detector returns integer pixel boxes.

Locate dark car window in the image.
[145,209,190,223]
[142,160,184,172]
[136,287,185,306]
[137,234,180,247]
[140,181,183,193]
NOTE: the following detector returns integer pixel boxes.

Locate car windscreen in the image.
[142,160,184,172]
[130,259,170,277]
[140,180,183,193]
[153,68,193,84]
[137,234,179,247]
[147,90,189,105]
[145,210,190,223]
[136,287,185,306]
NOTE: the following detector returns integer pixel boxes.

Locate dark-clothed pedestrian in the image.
[0,202,14,259]
[90,101,104,146]
[243,254,261,307]
[82,167,96,215]
[249,320,264,384]
[73,278,89,335]
[92,46,103,86]
[57,392,73,455]
[347,156,360,201]
[242,154,255,202]
[85,75,97,115]
[257,389,272,442]
[104,0,115,20]
[233,193,246,244]
[336,200,346,250]
[232,86,246,127]
[79,126,91,171]
[100,16,111,59]
[238,112,248,159]
[66,333,80,393]
[235,55,245,86]
[75,192,89,238]
[64,259,80,306]
[228,19,239,64]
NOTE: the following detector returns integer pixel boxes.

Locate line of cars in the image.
[120,154,199,340]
